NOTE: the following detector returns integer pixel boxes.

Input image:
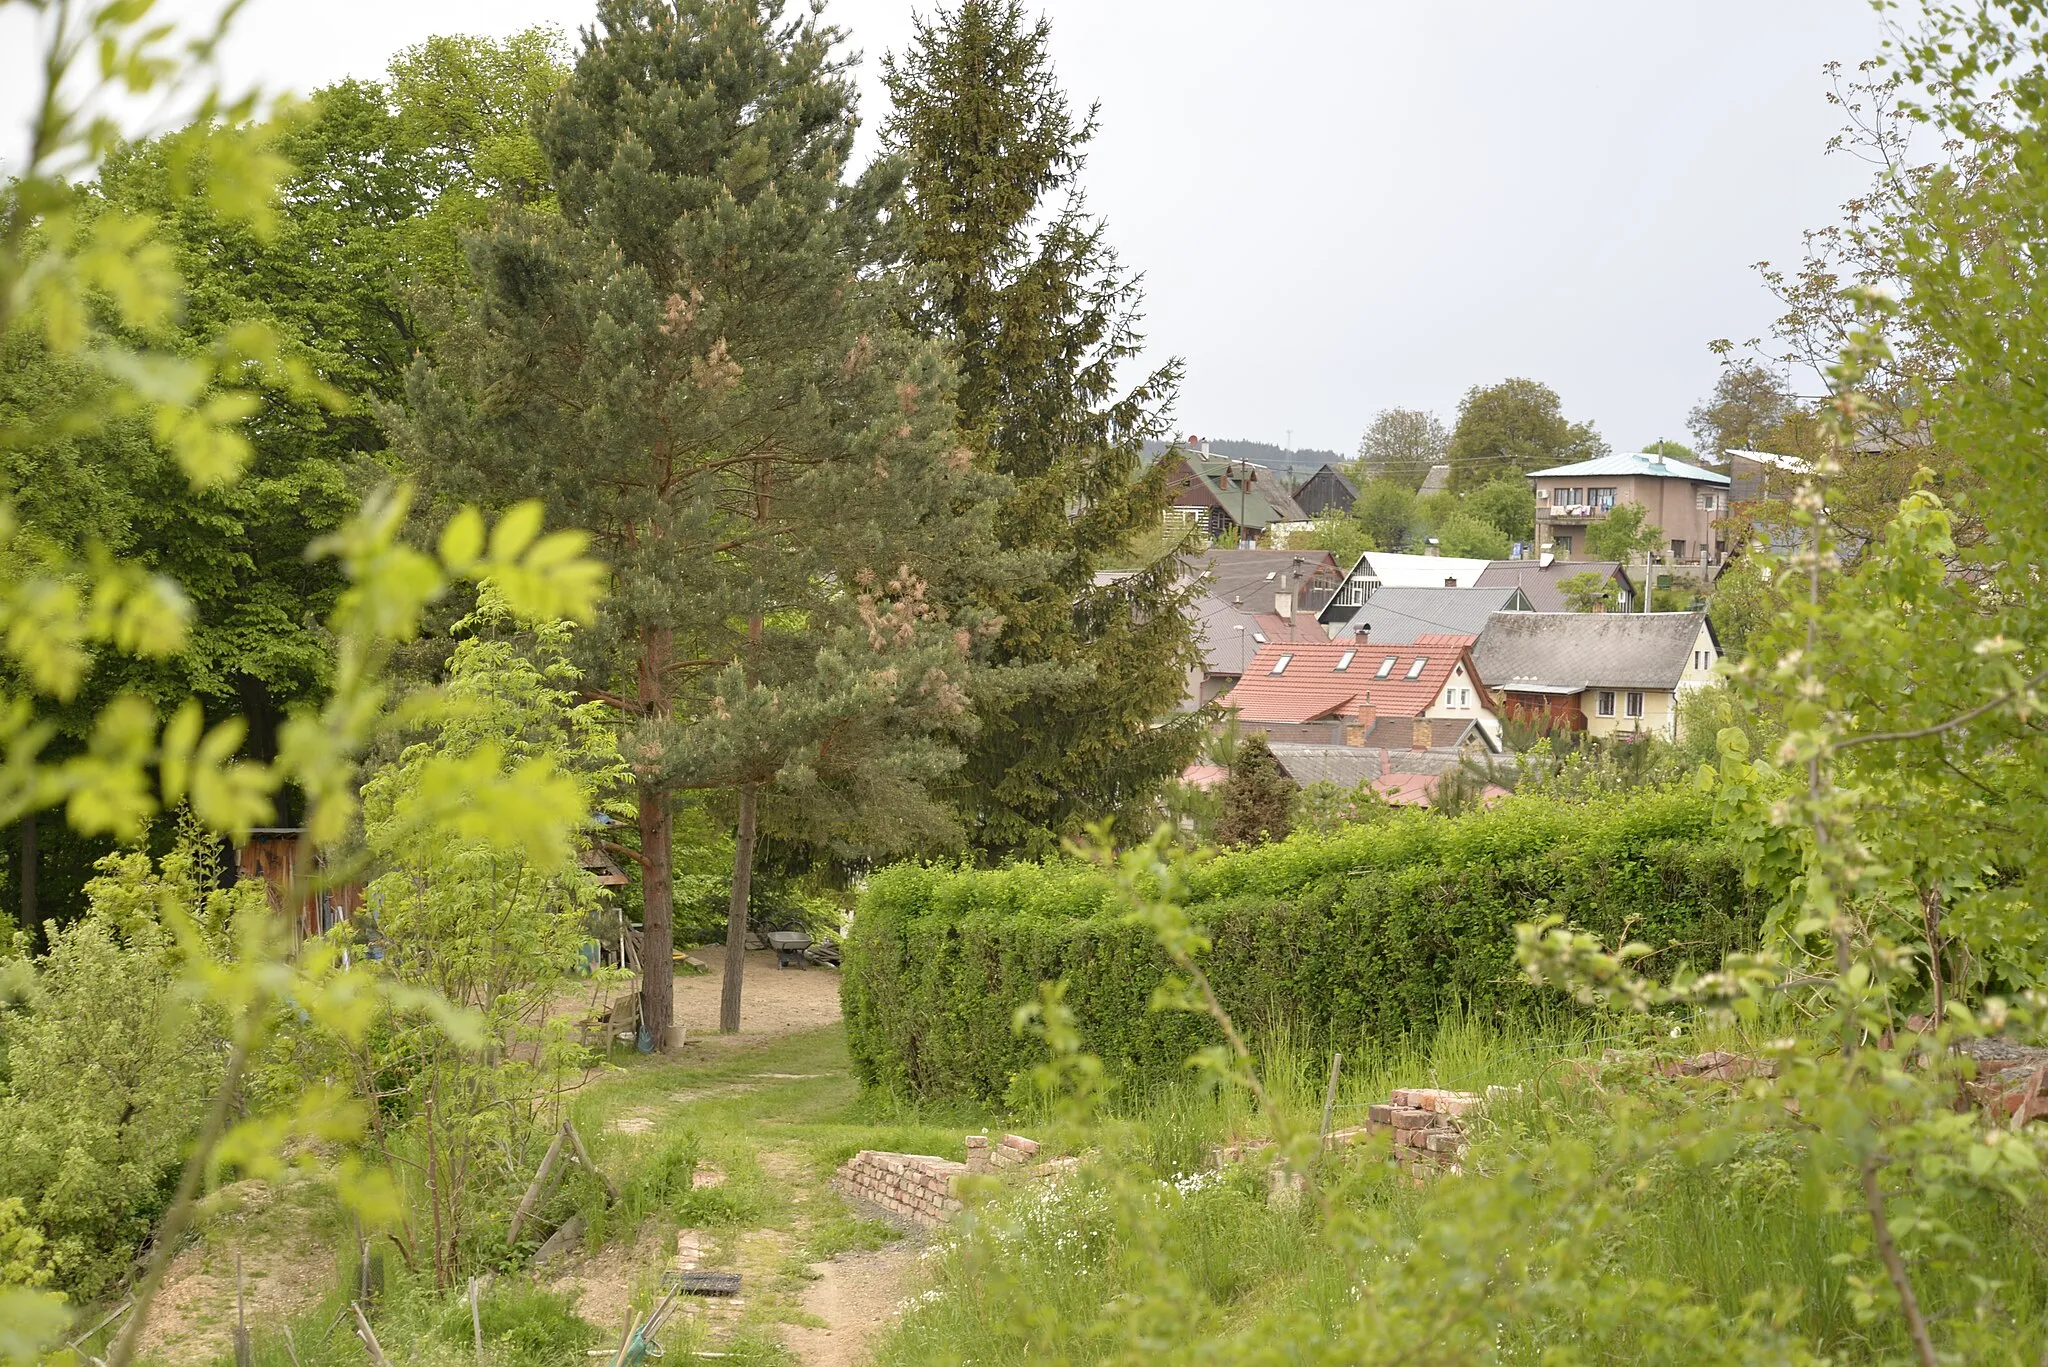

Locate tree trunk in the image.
[637,782,674,1050]
[721,785,758,1034]
[18,815,34,932]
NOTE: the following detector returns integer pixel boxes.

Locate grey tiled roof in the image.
[1334,586,1527,643]
[1471,610,1708,692]
[1474,560,1634,613]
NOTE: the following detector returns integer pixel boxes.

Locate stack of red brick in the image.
[1368,1087,1481,1173]
[834,1150,967,1229]
[965,1133,1040,1173]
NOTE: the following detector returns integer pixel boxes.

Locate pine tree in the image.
[883,1,1206,858]
[1214,736,1294,847]
[397,0,1001,1038]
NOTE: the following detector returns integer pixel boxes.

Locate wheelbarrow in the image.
[764,930,811,969]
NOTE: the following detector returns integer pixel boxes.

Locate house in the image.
[1264,742,1509,809]
[1222,635,1503,751]
[1724,448,1811,505]
[1526,451,1732,569]
[1180,549,1341,708]
[1292,463,1359,517]
[1469,610,1721,740]
[1474,557,1635,613]
[1159,446,1313,547]
[1416,463,1451,498]
[1327,584,1534,643]
[1318,551,1496,629]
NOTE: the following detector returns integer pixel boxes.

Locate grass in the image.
[870,1011,2048,1366]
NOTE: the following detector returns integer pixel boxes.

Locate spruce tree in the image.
[883,1,1205,858]
[397,0,1001,1039]
[1215,736,1294,847]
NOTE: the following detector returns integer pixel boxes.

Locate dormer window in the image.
[1375,657,1396,679]
[1405,657,1428,680]
[1334,650,1355,672]
[1271,654,1292,675]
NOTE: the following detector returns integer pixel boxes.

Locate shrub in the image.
[841,791,1763,1103]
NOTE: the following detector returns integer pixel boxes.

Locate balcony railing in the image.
[1536,504,1614,522]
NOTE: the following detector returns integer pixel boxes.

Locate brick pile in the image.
[834,1150,967,1229]
[1368,1087,1482,1174]
[965,1133,1040,1173]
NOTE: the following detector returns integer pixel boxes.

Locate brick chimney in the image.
[1411,718,1433,751]
[1343,701,1377,746]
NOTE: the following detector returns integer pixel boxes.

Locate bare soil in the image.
[135,1180,335,1365]
[784,1244,922,1367]
[669,950,845,1039]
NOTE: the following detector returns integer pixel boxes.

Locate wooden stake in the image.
[470,1275,484,1364]
[564,1119,620,1204]
[281,1324,302,1367]
[610,1311,638,1367]
[351,1302,393,1367]
[1319,1052,1344,1142]
[233,1251,252,1367]
[508,1123,570,1247]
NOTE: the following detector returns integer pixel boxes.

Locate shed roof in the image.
[1474,559,1634,613]
[1526,452,1731,485]
[1416,463,1451,497]
[1332,585,1529,643]
[1470,610,1711,692]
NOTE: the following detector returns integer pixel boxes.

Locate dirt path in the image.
[785,1243,922,1367]
[671,950,845,1038]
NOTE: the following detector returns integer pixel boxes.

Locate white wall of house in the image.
[1677,620,1720,691]
[1424,659,1503,745]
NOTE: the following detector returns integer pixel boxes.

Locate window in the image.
[1591,487,1617,509]
[1625,691,1645,718]
[1695,488,1724,511]
[1334,650,1355,672]
[1596,690,1616,717]
[1405,657,1428,680]
[1375,656,1397,679]
[1271,654,1292,675]
[1446,687,1469,707]
[1338,581,1367,607]
[1251,632,1267,644]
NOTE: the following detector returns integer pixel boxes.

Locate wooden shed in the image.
[234,828,364,943]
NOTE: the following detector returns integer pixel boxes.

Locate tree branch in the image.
[1834,665,2048,750]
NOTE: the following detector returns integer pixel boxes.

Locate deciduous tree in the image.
[1445,378,1604,493]
[1354,407,1447,490]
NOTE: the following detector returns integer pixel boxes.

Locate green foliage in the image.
[0,836,260,1300]
[1350,477,1418,551]
[1558,569,1617,611]
[1689,362,1800,459]
[1280,512,1374,568]
[842,791,1764,1103]
[1445,378,1605,493]
[1463,475,1537,542]
[1290,778,1391,836]
[1586,499,1663,562]
[434,1284,598,1366]
[885,0,1206,858]
[1705,555,1785,660]
[402,0,1007,1037]
[1212,736,1294,847]
[1431,509,1511,559]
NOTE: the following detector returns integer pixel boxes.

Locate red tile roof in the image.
[1223,635,1489,723]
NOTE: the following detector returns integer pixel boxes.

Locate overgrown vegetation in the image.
[842,790,1764,1103]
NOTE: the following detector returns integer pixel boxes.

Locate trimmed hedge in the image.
[841,791,1764,1103]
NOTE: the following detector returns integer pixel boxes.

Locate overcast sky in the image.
[5,0,1891,455]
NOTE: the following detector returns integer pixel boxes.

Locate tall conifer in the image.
[883,1,1205,857]
[398,0,1001,1038]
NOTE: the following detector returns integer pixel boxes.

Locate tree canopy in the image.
[1445,378,1604,493]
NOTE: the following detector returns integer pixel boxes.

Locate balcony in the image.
[1536,504,1614,523]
